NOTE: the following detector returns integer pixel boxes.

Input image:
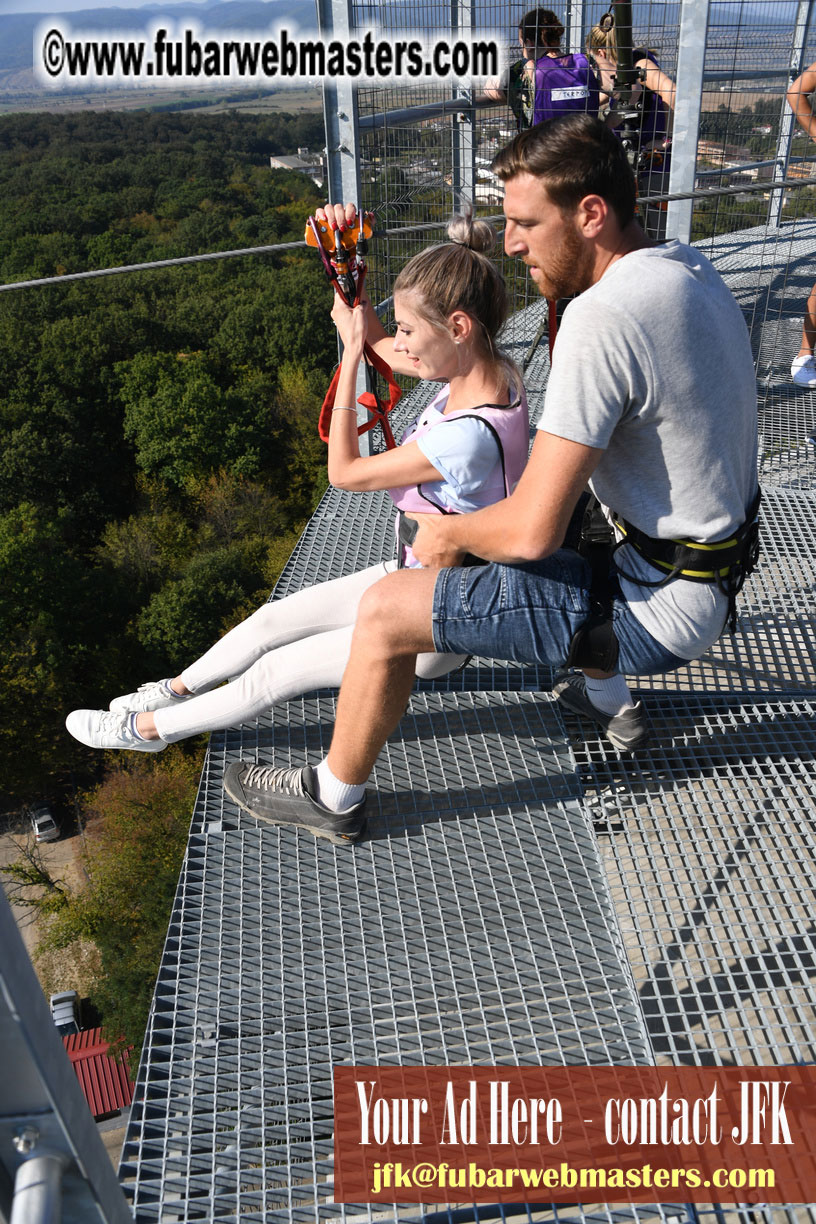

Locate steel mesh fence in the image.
[692,0,816,245]
[353,0,816,303]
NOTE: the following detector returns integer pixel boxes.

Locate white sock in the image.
[583,673,635,717]
[314,758,366,813]
[127,712,148,741]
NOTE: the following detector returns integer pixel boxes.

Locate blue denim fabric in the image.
[431,549,687,676]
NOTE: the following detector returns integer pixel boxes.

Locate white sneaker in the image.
[66,709,166,752]
[791,355,816,387]
[109,679,184,714]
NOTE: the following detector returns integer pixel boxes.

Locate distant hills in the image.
[1,1,317,73]
[0,0,324,103]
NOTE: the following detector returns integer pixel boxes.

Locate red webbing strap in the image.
[317,263,402,449]
[318,343,401,448]
[547,298,558,360]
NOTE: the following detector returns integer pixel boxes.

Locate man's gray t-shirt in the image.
[538,241,758,659]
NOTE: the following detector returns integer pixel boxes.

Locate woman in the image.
[587,14,675,240]
[66,205,529,753]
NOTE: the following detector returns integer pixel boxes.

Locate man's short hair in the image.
[491,113,637,228]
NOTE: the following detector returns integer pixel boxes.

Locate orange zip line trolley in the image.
[305,211,402,450]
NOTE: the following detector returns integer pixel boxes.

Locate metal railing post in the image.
[565,0,585,55]
[451,0,475,209]
[0,889,133,1224]
[665,0,711,243]
[317,0,363,212]
[769,0,815,228]
[10,1151,68,1224]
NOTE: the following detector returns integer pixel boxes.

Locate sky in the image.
[0,0,208,12]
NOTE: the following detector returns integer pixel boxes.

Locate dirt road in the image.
[0,815,84,959]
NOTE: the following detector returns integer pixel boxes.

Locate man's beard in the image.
[535,223,594,300]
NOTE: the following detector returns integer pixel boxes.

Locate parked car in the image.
[50,990,80,1036]
[29,802,59,843]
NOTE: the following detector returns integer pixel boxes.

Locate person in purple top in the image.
[484,8,599,131]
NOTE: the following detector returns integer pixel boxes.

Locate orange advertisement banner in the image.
[333,1065,816,1205]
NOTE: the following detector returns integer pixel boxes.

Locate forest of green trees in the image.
[0,110,337,803]
[0,110,343,1054]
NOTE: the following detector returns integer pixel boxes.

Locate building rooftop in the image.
[63,1029,134,1121]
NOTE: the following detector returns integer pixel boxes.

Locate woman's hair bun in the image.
[447,211,496,255]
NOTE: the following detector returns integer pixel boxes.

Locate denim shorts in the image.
[431,549,687,676]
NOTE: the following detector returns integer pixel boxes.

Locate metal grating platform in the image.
[120,694,652,1221]
[563,693,816,1066]
[120,229,816,1222]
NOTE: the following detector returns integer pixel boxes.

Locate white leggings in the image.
[153,561,466,743]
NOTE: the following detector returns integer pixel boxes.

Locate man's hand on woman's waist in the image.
[410,513,468,569]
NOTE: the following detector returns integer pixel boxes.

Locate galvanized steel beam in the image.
[666,0,711,243]
[450,0,475,208]
[317,0,371,448]
[0,890,133,1224]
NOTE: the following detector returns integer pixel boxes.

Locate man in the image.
[224,114,759,847]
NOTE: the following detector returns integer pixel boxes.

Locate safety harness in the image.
[565,489,762,671]
[564,496,622,672]
[305,213,402,450]
[393,392,529,568]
